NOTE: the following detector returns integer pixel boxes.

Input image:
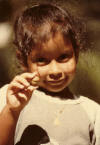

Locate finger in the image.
[31,76,40,86]
[17,92,28,102]
[7,82,24,97]
[26,85,38,93]
[7,94,21,108]
[19,72,39,86]
[22,85,38,98]
[9,82,24,90]
[14,76,30,87]
[21,72,38,80]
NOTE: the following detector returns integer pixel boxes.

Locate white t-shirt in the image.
[0,85,100,145]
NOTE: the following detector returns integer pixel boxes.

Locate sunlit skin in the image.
[27,33,77,93]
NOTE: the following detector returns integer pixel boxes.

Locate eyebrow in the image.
[61,50,74,55]
[30,50,73,61]
[30,46,74,59]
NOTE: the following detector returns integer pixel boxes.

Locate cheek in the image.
[62,59,76,75]
[37,66,49,77]
[28,61,49,77]
[28,63,38,72]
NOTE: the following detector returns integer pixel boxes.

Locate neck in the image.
[38,87,75,100]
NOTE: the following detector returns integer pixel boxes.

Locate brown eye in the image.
[58,53,72,63]
[36,57,49,66]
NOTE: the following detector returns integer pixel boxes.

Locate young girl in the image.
[0,4,100,145]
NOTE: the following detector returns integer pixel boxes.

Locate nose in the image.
[48,60,64,81]
[49,73,62,80]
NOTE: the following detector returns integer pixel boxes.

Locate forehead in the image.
[30,33,74,59]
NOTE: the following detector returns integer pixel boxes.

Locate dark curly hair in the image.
[14,3,84,66]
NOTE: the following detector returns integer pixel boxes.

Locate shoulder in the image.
[80,96,100,109]
[0,84,9,112]
[0,84,8,94]
[79,96,100,123]
[80,96,100,144]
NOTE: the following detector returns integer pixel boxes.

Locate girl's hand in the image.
[6,72,39,113]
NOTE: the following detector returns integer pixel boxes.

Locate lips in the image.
[47,79,66,86]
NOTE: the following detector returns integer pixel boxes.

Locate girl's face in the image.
[27,33,77,92]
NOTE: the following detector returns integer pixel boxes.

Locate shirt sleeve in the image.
[0,84,8,112]
[80,96,100,145]
[94,107,100,145]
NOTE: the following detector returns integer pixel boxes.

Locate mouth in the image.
[47,79,66,86]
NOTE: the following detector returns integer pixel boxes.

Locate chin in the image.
[46,85,66,93]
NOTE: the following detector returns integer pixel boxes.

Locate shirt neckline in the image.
[33,89,83,105]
